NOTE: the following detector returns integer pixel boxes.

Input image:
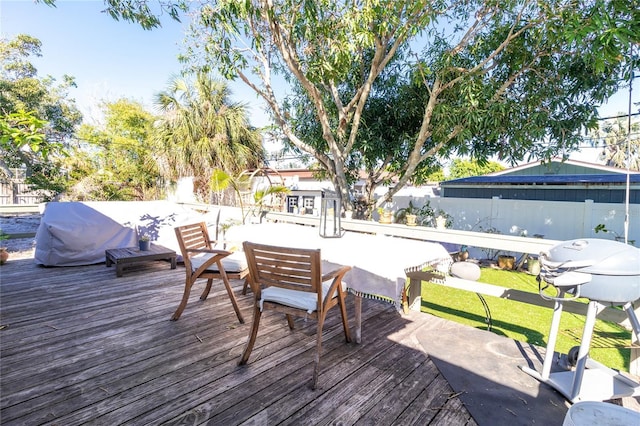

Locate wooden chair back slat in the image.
[246,243,320,293]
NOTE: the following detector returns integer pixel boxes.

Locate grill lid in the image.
[541,239,640,276]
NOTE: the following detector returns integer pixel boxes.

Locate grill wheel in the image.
[567,346,580,367]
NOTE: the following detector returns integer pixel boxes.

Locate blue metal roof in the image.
[442,174,640,185]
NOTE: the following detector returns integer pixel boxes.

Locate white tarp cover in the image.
[35,201,219,266]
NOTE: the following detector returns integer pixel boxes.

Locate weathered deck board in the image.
[1,256,475,425]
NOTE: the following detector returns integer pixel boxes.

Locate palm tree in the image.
[596,116,640,171]
[154,72,264,199]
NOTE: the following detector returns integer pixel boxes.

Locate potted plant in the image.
[395,201,419,226]
[377,206,393,224]
[498,254,516,270]
[0,229,9,265]
[527,256,541,275]
[138,233,151,251]
[434,209,453,229]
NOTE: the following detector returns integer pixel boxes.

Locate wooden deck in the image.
[0,256,476,425]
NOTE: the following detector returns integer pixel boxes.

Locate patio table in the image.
[225,222,452,343]
[105,244,177,277]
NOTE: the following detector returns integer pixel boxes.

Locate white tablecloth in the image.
[225,223,452,310]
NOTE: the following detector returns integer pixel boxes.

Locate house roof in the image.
[271,168,316,179]
[488,158,636,176]
[442,173,640,186]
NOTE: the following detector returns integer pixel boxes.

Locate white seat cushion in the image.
[190,250,248,273]
[260,279,347,314]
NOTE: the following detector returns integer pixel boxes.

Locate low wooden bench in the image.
[105,244,177,277]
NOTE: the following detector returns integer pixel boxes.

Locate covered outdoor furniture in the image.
[172,222,248,322]
[239,241,352,389]
[34,201,221,267]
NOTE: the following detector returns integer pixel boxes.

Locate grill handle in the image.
[545,271,592,288]
[537,270,592,302]
[538,252,595,271]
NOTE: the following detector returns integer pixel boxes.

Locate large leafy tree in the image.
[154,72,264,200]
[285,47,437,212]
[0,34,82,194]
[71,99,161,200]
[43,1,639,212]
[183,1,433,211]
[274,1,636,212]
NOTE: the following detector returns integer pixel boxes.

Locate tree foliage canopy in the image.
[0,34,82,194]
[448,159,505,180]
[71,99,161,200]
[1,34,82,144]
[178,0,434,207]
[154,72,264,200]
[189,0,637,209]
[42,0,640,209]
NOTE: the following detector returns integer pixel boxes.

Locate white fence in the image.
[388,195,639,250]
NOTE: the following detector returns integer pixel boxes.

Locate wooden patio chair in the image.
[239,241,352,389]
[172,222,249,322]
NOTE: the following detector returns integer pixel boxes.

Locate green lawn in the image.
[420,267,632,372]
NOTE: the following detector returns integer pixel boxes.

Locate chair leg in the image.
[338,294,352,343]
[285,314,295,330]
[200,278,213,300]
[242,278,250,295]
[239,305,262,365]
[221,275,245,324]
[171,281,193,321]
[312,316,325,390]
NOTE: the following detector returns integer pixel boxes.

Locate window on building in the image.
[286,196,298,213]
[302,196,315,214]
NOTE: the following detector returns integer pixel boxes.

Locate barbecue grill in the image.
[521,238,640,403]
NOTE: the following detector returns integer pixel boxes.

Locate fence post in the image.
[582,199,594,237]
[490,196,500,230]
[12,182,18,204]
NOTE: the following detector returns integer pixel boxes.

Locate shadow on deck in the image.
[0,255,569,425]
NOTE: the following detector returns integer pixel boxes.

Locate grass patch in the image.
[421,267,632,372]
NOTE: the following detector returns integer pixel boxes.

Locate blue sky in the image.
[1,0,271,126]
[1,0,636,155]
